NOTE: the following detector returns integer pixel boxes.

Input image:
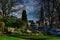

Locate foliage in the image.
[0,0,14,17]
[0,15,3,22]
[13,19,25,28]
[39,6,44,25]
[0,16,25,28]
[22,10,27,22]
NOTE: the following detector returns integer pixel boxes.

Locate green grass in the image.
[0,34,60,40]
[0,35,25,40]
[7,34,60,39]
[47,38,60,40]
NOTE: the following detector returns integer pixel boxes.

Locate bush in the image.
[0,16,25,28]
[14,20,25,28]
[0,15,3,22]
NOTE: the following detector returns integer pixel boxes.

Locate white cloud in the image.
[11,4,25,18]
[12,4,25,11]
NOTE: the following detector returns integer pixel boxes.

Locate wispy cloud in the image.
[11,0,41,21]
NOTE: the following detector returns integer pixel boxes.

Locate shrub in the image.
[13,20,25,28]
[0,16,25,33]
[0,22,5,32]
[2,17,25,28]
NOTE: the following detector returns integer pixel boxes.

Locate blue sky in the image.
[23,0,41,21]
[10,0,59,22]
[11,0,41,21]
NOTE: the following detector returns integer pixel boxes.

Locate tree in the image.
[0,0,14,17]
[55,0,60,22]
[54,0,60,28]
[8,0,14,15]
[22,10,28,32]
[39,6,44,25]
[22,10,27,22]
[51,0,60,28]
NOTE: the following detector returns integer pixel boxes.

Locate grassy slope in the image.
[0,35,25,40]
[0,35,60,40]
[22,35,60,40]
[16,34,60,40]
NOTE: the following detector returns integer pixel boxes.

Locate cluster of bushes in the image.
[0,15,25,34]
[0,15,25,28]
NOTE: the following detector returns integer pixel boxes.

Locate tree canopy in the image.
[0,0,14,17]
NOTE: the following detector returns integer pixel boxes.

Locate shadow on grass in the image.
[25,38,47,40]
[6,34,47,40]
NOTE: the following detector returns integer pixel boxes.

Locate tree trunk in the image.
[3,9,6,17]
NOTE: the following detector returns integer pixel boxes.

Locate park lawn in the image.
[47,38,60,40]
[13,34,60,40]
[22,35,60,40]
[12,34,60,39]
[0,35,25,40]
[0,34,60,40]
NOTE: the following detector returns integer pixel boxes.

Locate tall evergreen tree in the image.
[22,10,27,22]
[22,10,28,32]
[39,6,44,25]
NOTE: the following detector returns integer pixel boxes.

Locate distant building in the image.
[28,20,39,27]
[28,20,34,26]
